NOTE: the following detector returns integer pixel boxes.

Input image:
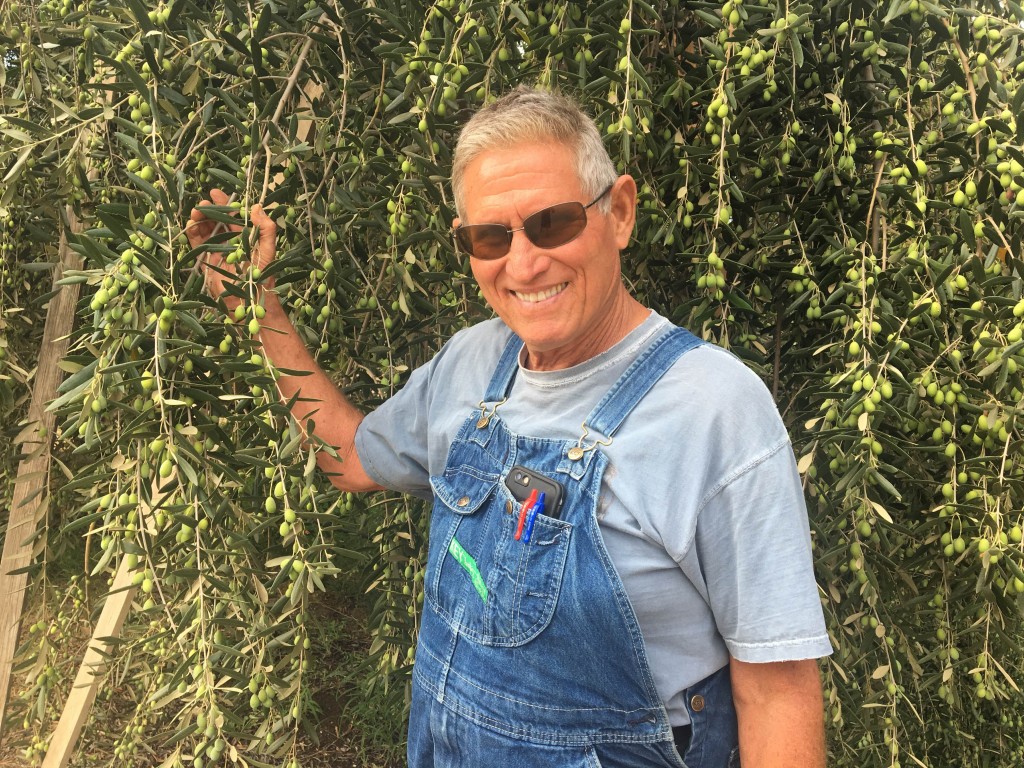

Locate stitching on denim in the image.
[417,670,664,748]
[437,649,668,730]
[415,662,644,746]
[585,504,666,702]
[427,519,571,647]
[445,663,617,715]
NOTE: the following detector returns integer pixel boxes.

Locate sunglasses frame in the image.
[454,183,615,260]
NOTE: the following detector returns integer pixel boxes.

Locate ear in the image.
[608,175,637,250]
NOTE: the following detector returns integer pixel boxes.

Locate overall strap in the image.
[482,330,523,403]
[584,326,704,439]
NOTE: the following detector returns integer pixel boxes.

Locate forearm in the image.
[256,290,381,492]
[730,657,826,768]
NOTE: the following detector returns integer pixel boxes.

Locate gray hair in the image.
[451,85,618,219]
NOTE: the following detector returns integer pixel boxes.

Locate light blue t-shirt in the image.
[356,310,832,725]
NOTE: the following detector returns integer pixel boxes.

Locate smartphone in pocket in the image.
[503,465,565,519]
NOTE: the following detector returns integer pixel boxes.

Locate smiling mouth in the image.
[512,283,568,303]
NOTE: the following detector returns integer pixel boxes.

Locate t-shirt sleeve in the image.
[353,320,512,500]
[693,438,833,662]
[354,357,437,499]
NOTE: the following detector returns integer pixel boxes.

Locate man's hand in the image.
[730,657,826,768]
[186,188,277,307]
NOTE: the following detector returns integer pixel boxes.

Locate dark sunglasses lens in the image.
[457,225,511,259]
[524,202,587,249]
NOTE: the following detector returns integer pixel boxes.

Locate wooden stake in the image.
[0,210,83,736]
[40,553,138,768]
[41,476,169,768]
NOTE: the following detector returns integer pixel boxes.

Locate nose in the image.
[503,229,551,283]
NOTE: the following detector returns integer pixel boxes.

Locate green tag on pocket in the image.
[448,537,488,603]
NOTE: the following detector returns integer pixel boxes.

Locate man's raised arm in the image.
[187,189,383,493]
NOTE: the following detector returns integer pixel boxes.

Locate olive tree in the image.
[1,0,1022,765]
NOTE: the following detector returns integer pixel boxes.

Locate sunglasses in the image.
[454,184,614,260]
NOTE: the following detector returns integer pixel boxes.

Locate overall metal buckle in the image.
[567,423,612,461]
[476,398,507,429]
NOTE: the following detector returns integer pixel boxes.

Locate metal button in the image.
[456,496,470,508]
[505,501,513,514]
[476,416,490,429]
[567,446,584,461]
[690,694,705,712]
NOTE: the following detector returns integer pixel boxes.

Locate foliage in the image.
[2,0,1024,766]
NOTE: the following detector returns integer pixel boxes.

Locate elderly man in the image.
[189,86,831,768]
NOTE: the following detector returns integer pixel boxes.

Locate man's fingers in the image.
[187,197,221,246]
[190,192,222,222]
[251,204,278,267]
[185,216,210,248]
[189,193,275,276]
[188,191,246,247]
[252,203,276,233]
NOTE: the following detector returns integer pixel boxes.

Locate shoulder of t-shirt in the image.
[438,317,515,357]
[657,333,792,453]
[632,328,799,553]
[670,339,774,399]
[427,317,514,377]
[404,317,516,404]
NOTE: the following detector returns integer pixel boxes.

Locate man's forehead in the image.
[472,136,571,162]
[467,142,577,185]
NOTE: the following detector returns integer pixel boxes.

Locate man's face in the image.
[457,140,638,371]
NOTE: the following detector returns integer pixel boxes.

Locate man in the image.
[189,86,831,768]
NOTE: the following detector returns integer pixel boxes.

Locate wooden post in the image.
[0,210,84,735]
[40,552,139,768]
[40,476,170,768]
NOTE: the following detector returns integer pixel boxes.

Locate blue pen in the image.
[522,492,544,543]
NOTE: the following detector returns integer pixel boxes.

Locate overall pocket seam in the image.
[427,474,572,647]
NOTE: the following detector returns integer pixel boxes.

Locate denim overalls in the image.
[409,327,740,768]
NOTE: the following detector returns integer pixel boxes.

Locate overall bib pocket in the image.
[428,468,572,647]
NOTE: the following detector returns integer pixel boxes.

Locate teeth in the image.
[514,283,567,303]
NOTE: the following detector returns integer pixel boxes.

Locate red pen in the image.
[514,489,539,541]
